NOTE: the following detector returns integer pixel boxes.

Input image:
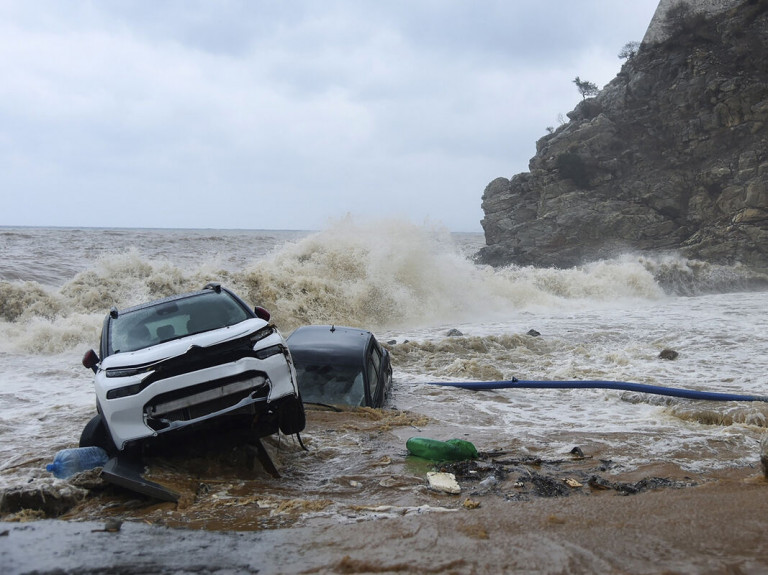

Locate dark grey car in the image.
[287,325,392,408]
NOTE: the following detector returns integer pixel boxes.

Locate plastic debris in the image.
[427,472,461,494]
[406,437,478,461]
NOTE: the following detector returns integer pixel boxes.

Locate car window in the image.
[109,291,251,353]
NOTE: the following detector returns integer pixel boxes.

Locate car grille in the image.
[144,372,269,429]
[140,333,270,387]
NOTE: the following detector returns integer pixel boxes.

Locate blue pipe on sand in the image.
[424,379,768,403]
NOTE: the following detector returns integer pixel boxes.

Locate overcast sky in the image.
[1,1,660,232]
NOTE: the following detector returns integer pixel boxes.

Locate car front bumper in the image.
[97,348,298,450]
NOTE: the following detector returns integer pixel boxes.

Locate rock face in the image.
[479,1,768,270]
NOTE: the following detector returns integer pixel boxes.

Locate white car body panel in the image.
[94,318,298,450]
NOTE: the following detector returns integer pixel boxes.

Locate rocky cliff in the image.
[478,0,768,271]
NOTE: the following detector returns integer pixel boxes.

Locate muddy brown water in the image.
[4,407,768,573]
[21,406,752,530]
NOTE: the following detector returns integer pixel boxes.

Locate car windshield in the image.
[109,291,251,354]
[295,363,365,406]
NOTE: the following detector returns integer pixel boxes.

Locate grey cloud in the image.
[0,0,659,231]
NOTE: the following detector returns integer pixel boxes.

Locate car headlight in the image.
[105,365,154,378]
[249,326,275,346]
[254,344,284,360]
[104,364,155,399]
[106,382,144,399]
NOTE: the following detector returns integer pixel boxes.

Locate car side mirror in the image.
[82,349,99,373]
[254,306,271,322]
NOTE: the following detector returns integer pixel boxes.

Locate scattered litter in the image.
[427,472,461,494]
[406,437,478,461]
[564,478,583,488]
[478,475,499,489]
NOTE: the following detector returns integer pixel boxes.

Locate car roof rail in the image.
[109,306,119,319]
[203,282,222,293]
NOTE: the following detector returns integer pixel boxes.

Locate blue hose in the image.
[424,379,768,402]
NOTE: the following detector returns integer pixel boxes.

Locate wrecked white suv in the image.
[80,283,305,455]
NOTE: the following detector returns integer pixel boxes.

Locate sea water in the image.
[1,221,767,493]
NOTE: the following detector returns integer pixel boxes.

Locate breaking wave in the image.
[0,219,764,354]
[638,254,768,295]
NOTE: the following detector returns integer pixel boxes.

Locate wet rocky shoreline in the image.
[4,407,768,573]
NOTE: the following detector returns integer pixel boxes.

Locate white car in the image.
[80,283,305,456]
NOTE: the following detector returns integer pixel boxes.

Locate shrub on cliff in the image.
[618,41,640,60]
[573,76,598,100]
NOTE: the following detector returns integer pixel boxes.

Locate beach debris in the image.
[427,472,461,494]
[588,476,613,490]
[588,475,693,495]
[659,348,679,360]
[527,329,541,337]
[569,446,585,458]
[478,475,499,489]
[528,473,571,497]
[564,478,583,488]
[46,447,109,479]
[462,498,481,509]
[406,437,478,461]
[446,328,463,337]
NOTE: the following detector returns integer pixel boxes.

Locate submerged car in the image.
[287,325,392,408]
[80,283,305,457]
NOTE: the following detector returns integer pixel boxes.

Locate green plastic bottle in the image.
[406,437,478,461]
[444,438,479,459]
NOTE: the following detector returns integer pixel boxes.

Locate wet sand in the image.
[4,477,768,574]
[3,408,768,573]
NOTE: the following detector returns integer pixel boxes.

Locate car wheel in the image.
[79,414,117,456]
[278,394,306,435]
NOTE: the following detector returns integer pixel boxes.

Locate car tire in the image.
[79,414,117,456]
[278,394,306,435]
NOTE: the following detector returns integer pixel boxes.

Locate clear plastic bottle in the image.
[46,446,109,479]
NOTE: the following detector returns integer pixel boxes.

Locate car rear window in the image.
[295,363,366,406]
[109,291,251,354]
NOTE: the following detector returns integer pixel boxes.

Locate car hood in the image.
[100,318,269,369]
